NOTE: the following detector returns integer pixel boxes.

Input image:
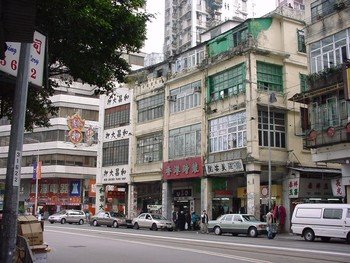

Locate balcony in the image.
[306,66,343,91]
[304,122,350,149]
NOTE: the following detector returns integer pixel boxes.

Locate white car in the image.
[48,210,86,225]
[132,213,174,231]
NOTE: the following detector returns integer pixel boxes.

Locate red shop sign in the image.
[163,157,203,180]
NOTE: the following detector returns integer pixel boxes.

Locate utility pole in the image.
[1,42,31,263]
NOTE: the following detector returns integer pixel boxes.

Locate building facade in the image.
[163,0,248,58]
[92,6,344,233]
[292,0,350,204]
[0,79,99,217]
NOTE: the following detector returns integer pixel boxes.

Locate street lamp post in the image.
[34,149,40,216]
[267,86,277,210]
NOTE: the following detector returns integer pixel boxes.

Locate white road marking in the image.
[46,226,350,258]
[47,229,271,263]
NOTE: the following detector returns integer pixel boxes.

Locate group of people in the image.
[172,209,209,234]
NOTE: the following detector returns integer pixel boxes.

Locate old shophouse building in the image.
[96,6,342,231]
[292,0,350,204]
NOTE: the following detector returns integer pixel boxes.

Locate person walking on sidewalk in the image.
[200,210,209,234]
[266,207,276,239]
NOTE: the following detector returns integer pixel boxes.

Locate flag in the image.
[33,161,42,180]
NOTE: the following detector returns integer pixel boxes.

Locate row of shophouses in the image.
[0,2,349,232]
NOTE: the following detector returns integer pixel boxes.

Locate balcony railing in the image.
[304,121,350,148]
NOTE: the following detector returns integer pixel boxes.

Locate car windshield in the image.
[56,210,67,215]
[152,214,166,220]
[242,215,259,221]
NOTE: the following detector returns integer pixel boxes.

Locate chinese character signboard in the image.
[0,31,46,87]
[163,157,203,180]
[298,178,332,198]
[331,178,345,197]
[288,178,299,198]
[205,159,244,175]
[102,165,130,184]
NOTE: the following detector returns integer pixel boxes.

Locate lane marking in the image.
[46,226,350,258]
[47,229,271,263]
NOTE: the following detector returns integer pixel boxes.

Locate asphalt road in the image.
[43,223,350,263]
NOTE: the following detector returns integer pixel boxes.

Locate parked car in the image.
[132,213,174,231]
[90,211,132,228]
[48,209,86,225]
[208,214,267,237]
[291,203,350,243]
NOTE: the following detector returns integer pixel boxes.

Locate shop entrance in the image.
[174,200,190,213]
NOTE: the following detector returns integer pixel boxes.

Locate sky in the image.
[142,0,278,54]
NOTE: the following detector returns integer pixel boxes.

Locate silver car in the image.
[208,214,267,237]
[90,211,131,228]
[132,213,174,231]
[48,209,86,225]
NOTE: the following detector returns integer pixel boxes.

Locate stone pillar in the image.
[128,183,137,219]
[162,181,172,219]
[201,178,212,219]
[246,165,260,219]
[95,184,105,213]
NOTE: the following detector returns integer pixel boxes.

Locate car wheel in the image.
[168,228,173,232]
[347,232,350,244]
[214,226,222,235]
[93,220,99,227]
[50,221,54,224]
[61,218,66,224]
[112,221,119,228]
[134,222,139,229]
[320,237,331,242]
[151,223,158,231]
[303,229,315,242]
[79,219,84,225]
[248,227,258,237]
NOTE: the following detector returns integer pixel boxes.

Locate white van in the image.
[291,203,350,243]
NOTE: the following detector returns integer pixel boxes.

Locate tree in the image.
[0,0,151,130]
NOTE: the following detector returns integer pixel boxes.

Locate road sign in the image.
[0,31,46,87]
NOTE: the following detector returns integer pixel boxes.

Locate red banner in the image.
[163,157,203,180]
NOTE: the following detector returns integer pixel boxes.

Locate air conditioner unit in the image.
[194,86,201,93]
[145,156,153,162]
[167,95,177,101]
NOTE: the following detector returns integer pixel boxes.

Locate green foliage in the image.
[1,0,151,130]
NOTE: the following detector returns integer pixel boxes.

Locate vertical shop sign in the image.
[70,180,81,196]
[331,178,345,197]
[288,178,299,198]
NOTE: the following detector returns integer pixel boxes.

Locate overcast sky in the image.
[143,0,277,54]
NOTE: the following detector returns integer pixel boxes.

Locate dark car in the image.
[90,211,132,228]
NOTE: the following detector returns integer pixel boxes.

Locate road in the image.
[43,224,350,263]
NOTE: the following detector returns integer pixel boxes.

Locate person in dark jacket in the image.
[178,210,186,231]
[185,211,191,230]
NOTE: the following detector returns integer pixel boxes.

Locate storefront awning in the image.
[290,167,341,174]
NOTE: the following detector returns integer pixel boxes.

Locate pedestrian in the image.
[278,205,286,233]
[178,211,186,231]
[172,209,179,231]
[185,211,191,230]
[191,212,199,230]
[266,207,275,239]
[200,210,209,234]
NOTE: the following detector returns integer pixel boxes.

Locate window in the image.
[310,29,350,73]
[137,132,163,164]
[257,62,283,92]
[258,111,286,148]
[224,214,233,221]
[311,0,337,23]
[310,96,343,129]
[138,93,164,122]
[208,63,245,102]
[169,123,201,159]
[102,139,129,166]
[299,73,309,92]
[297,30,306,53]
[170,81,201,113]
[104,104,130,130]
[209,111,247,153]
[233,215,242,222]
[323,208,342,219]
